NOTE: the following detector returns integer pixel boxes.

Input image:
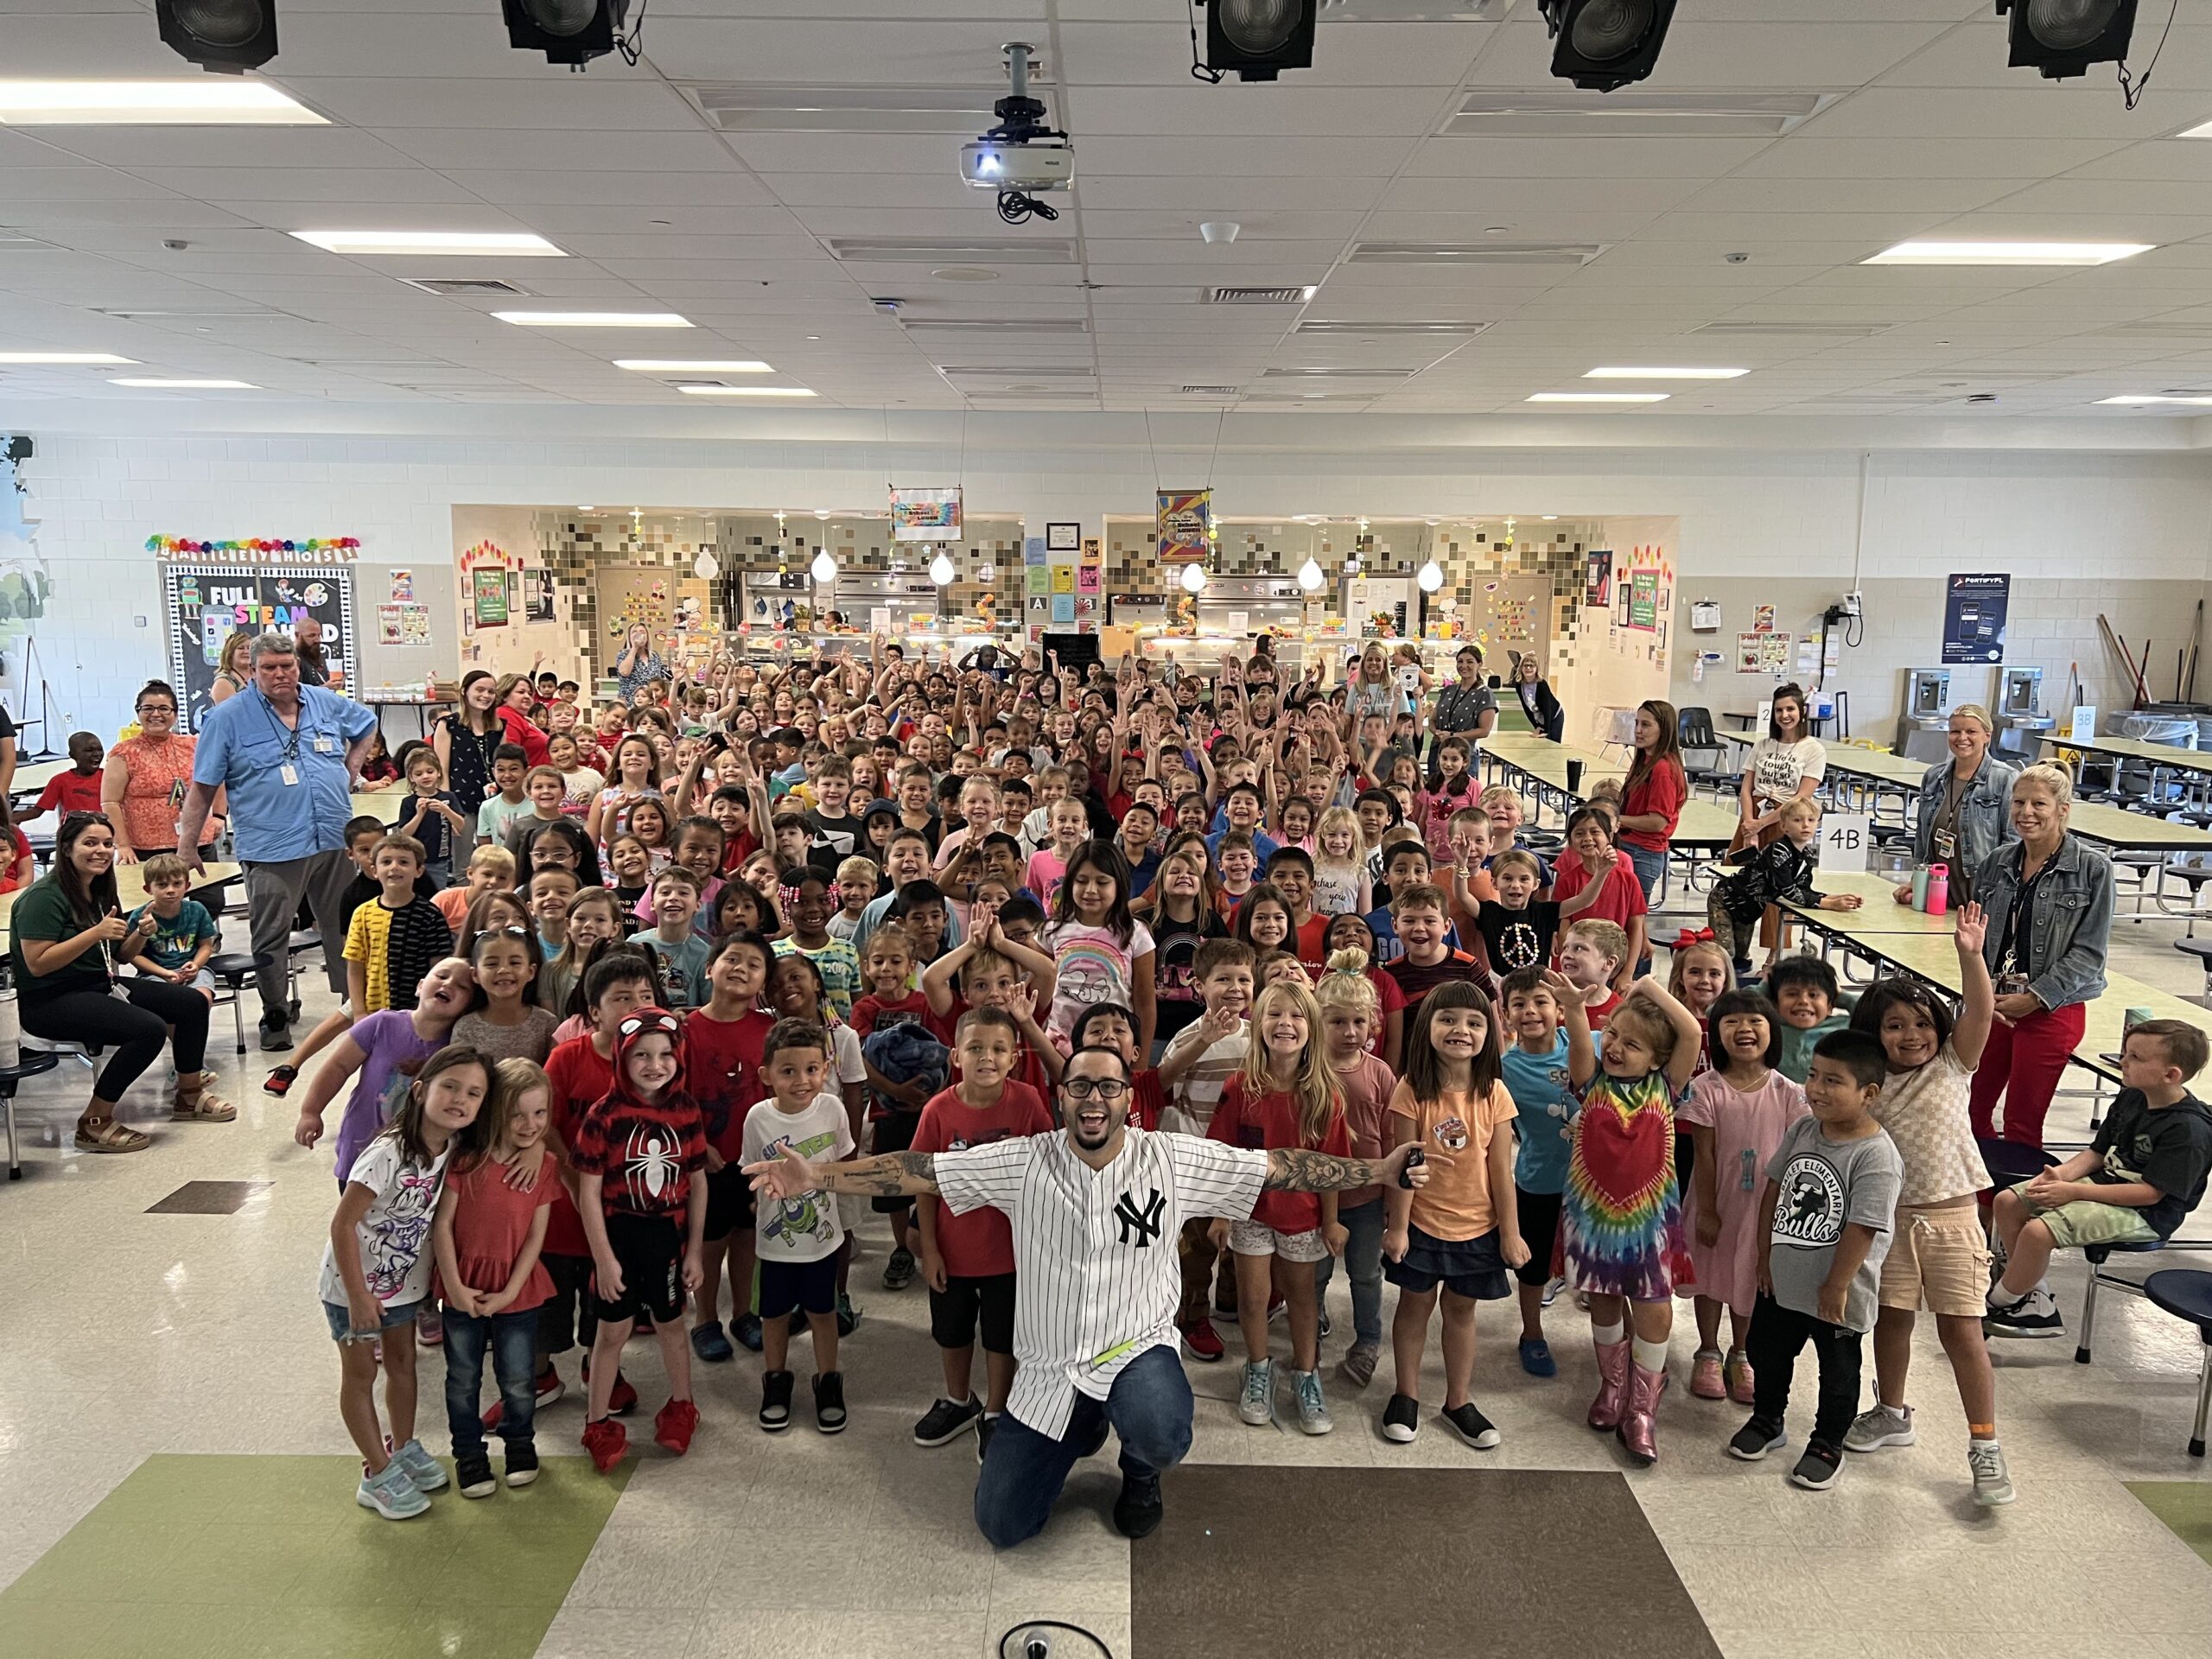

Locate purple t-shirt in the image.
[334,1010,446,1184]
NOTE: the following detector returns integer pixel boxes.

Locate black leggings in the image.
[21,981,210,1102]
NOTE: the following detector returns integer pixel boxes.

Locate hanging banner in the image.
[1156,489,1211,561]
[890,486,963,542]
[1942,572,2010,664]
[1585,549,1612,608]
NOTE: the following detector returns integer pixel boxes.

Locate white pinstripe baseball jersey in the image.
[934,1127,1267,1440]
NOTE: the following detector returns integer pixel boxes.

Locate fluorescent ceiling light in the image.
[1864,240,2153,266]
[2176,118,2212,139]
[0,351,135,364]
[2097,394,2212,406]
[493,311,691,328]
[291,231,564,257]
[0,80,323,125]
[1527,391,1669,404]
[677,385,817,397]
[111,378,257,389]
[1585,366,1746,380]
[615,359,772,372]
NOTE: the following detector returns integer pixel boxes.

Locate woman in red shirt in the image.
[1617,700,1686,912]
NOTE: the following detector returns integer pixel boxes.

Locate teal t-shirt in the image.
[1778,1011,1852,1085]
[1503,1030,1578,1195]
[128,897,218,970]
[627,926,709,1011]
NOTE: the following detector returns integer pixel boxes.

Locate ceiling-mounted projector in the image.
[962,42,1071,224]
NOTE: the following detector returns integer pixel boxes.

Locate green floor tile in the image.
[0,1454,630,1657]
[2126,1479,2212,1568]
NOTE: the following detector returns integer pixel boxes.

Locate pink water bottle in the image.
[1925,862,1949,917]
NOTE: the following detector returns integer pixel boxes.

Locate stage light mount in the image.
[1535,0,1678,94]
[501,0,642,71]
[156,0,279,73]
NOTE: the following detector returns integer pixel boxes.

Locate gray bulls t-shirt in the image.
[1764,1116,1903,1333]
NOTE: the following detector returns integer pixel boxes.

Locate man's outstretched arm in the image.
[746,1146,939,1199]
[1263,1143,1427,1193]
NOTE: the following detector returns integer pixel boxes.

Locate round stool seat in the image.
[286,930,320,951]
[1976,1135,2053,1189]
[208,952,257,981]
[0,1050,60,1083]
[2145,1269,2212,1338]
[2174,938,2212,967]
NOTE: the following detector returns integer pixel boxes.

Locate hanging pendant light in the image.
[1180,561,1209,594]
[1417,558,1446,593]
[1296,557,1324,592]
[694,550,720,580]
[929,551,957,585]
[810,548,837,583]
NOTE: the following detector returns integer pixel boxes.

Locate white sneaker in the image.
[1238,1358,1274,1427]
[1293,1368,1332,1435]
[1842,1402,1916,1453]
[1968,1439,2016,1506]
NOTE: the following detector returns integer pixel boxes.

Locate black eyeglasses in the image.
[1063,1077,1129,1101]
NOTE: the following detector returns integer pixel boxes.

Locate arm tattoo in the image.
[1264,1147,1382,1193]
[827,1151,939,1198]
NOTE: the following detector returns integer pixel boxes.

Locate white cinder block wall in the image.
[15,428,2212,742]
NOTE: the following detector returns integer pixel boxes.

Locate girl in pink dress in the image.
[1680,989,1807,1406]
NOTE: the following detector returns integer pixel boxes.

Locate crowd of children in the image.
[303,651,2212,1522]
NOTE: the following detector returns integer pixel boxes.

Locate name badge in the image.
[1933,828,1956,862]
[315,736,336,753]
[280,763,299,786]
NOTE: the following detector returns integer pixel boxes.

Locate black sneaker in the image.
[835,1292,861,1337]
[977,1413,998,1465]
[1318,1309,1332,1339]
[733,1311,764,1352]
[1789,1443,1842,1491]
[813,1371,848,1434]
[1728,1418,1787,1461]
[883,1247,916,1290]
[455,1452,497,1499]
[503,1441,539,1488]
[1441,1401,1500,1450]
[760,1369,795,1433]
[1113,1471,1163,1540]
[913,1395,983,1447]
[1985,1289,2064,1339]
[1381,1393,1421,1444]
[258,1017,291,1053]
[690,1320,734,1363]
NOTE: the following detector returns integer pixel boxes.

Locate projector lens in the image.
[1219,0,1300,56]
[523,0,602,37]
[174,0,265,47]
[2025,0,2120,51]
[1569,0,1656,61]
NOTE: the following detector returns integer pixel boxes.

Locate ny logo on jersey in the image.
[1113,1187,1166,1248]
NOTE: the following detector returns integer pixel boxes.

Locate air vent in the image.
[1203,286,1318,304]
[937,365,1096,378]
[1444,91,1834,138]
[902,318,1089,334]
[1691,321,1891,338]
[399,277,531,296]
[1179,385,1241,395]
[1296,320,1491,336]
[1350,243,1601,265]
[93,305,282,320]
[829,238,1076,265]
[687,84,1035,135]
[1242,391,1380,403]
[2094,320,2212,339]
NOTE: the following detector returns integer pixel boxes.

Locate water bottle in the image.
[1926,863,1949,917]
[1911,866,1931,911]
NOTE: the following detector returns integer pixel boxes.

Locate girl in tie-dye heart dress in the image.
[1557,979,1706,1468]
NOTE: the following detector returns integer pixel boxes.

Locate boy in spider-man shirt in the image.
[568,1006,709,1474]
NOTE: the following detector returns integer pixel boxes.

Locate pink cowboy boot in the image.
[1587,1337,1631,1431]
[1618,1362,1668,1466]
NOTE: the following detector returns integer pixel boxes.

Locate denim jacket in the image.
[1910,754,2018,874]
[1973,831,2113,1013]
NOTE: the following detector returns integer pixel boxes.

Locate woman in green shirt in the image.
[10,812,227,1154]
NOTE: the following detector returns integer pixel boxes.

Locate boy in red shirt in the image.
[34,732,105,817]
[907,1007,1056,1458]
[1382,883,1485,1020]
[1556,918,1627,1029]
[1263,847,1332,970]
[681,930,777,1362]
[569,1006,709,1472]
[921,925,1062,1099]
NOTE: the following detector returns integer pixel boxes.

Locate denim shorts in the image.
[321,1297,423,1342]
[1382,1224,1510,1300]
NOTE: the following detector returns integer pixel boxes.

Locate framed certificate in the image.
[1046,521,1081,552]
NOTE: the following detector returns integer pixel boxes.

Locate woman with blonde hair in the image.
[207,627,254,709]
[1893,702,2016,908]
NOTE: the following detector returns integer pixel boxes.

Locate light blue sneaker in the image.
[1238,1358,1275,1427]
[357,1459,429,1520]
[388,1437,448,1493]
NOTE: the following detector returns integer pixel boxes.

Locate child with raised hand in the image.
[569,1007,709,1472]
[296,957,476,1182]
[1497,965,1586,1377]
[1380,979,1522,1447]
[432,1056,558,1498]
[910,1007,1056,1457]
[683,928,779,1362]
[744,1017,859,1434]
[1208,978,1351,1435]
[454,924,558,1064]
[1465,847,1560,990]
[1548,807,1648,997]
[1310,952,1398,1390]
[1312,805,1368,920]
[320,1046,495,1519]
[1842,902,2012,1505]
[125,852,220,1004]
[1044,839,1157,1057]
[1560,976,1703,1465]
[1728,1030,1903,1493]
[1681,989,1805,1406]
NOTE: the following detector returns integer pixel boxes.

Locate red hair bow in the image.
[1669,926,1716,950]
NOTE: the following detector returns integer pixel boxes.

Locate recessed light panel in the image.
[2097,394,2212,406]
[0,352,135,364]
[1527,391,1668,404]
[1585,366,1746,379]
[292,231,564,257]
[1865,240,2153,266]
[493,311,692,327]
[111,378,257,389]
[676,385,817,397]
[0,79,322,125]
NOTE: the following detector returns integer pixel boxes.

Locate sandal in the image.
[264,1064,299,1097]
[75,1116,152,1154]
[173,1080,238,1123]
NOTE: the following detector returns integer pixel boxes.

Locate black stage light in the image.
[503,0,631,68]
[156,0,277,73]
[1998,0,2139,80]
[1203,0,1319,83]
[1537,0,1678,94]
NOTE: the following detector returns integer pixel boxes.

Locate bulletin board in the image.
[1464,575,1547,660]
[593,565,712,682]
[163,563,358,732]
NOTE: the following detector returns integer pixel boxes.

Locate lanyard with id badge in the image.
[262,696,337,786]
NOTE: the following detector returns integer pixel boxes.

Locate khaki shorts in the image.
[1230,1218,1330,1263]
[2008,1184,2161,1251]
[1877,1201,1993,1318]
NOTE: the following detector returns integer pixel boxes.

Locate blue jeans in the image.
[972,1343,1192,1548]
[1624,842,1667,977]
[1313,1197,1385,1347]
[442,1305,538,1459]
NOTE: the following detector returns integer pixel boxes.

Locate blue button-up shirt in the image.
[193,684,376,864]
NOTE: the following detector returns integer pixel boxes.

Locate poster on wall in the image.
[1629,570,1658,630]
[1156,489,1211,561]
[377,603,432,645]
[1759,632,1793,675]
[1585,549,1612,608]
[890,486,963,541]
[164,563,357,732]
[472,565,509,627]
[1753,604,1776,632]
[1735,632,1764,674]
[1942,571,2010,664]
[524,568,556,622]
[388,569,414,603]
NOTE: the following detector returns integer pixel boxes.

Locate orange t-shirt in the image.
[1387,1077,1518,1241]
